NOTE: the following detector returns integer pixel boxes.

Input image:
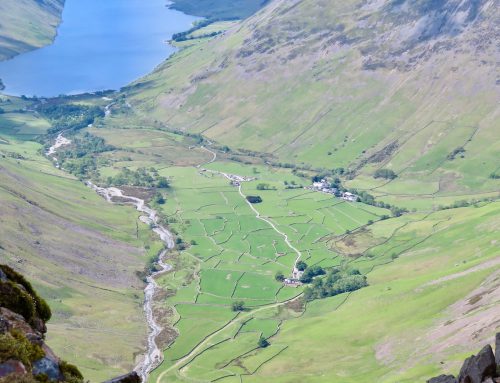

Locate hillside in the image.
[0,0,64,61]
[0,111,159,381]
[0,0,498,382]
[127,0,499,201]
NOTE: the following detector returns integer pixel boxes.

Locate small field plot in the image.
[164,304,237,363]
[200,269,243,297]
[232,272,280,301]
[0,112,51,137]
[240,318,280,338]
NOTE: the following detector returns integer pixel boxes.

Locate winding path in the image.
[200,144,303,271]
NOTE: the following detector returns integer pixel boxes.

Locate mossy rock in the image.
[0,265,51,323]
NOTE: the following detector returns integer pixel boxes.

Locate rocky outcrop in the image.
[495,334,500,366]
[428,334,500,383]
[428,375,457,383]
[103,372,141,383]
[0,265,83,383]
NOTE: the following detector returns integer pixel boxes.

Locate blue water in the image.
[0,0,198,97]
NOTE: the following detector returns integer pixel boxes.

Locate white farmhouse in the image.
[342,192,357,202]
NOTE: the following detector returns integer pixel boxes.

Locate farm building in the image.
[342,192,358,202]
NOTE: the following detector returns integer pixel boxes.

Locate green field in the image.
[0,0,498,381]
[17,90,493,382]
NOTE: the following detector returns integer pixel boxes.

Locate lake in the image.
[0,0,198,97]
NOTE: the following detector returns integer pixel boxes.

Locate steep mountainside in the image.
[128,0,499,198]
[0,129,152,381]
[0,0,64,61]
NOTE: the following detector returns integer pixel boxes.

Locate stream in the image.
[46,138,173,382]
[86,184,174,381]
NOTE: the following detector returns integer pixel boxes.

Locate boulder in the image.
[458,344,496,383]
[0,308,39,338]
[427,375,457,383]
[0,360,27,377]
[32,357,63,381]
[103,371,141,383]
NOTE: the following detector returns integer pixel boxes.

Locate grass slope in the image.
[0,0,64,61]
[0,127,158,381]
[72,112,498,382]
[127,0,499,198]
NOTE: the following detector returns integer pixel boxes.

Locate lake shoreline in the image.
[0,0,200,97]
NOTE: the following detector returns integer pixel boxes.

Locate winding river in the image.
[86,184,174,381]
[46,138,173,382]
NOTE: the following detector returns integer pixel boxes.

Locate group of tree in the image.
[295,260,307,271]
[303,267,368,301]
[373,168,397,180]
[283,180,302,189]
[275,271,285,282]
[231,300,246,312]
[106,167,170,189]
[347,189,408,217]
[256,183,276,190]
[56,132,115,179]
[299,265,326,283]
[152,192,166,205]
[38,103,104,134]
[246,195,262,204]
[447,147,466,160]
[171,19,224,42]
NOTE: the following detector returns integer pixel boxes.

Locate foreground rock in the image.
[0,264,83,383]
[103,372,141,383]
[428,333,500,383]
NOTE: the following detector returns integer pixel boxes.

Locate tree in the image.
[373,168,397,180]
[156,177,170,188]
[299,265,325,284]
[246,195,262,204]
[275,271,285,282]
[153,192,165,205]
[190,239,197,246]
[258,336,270,348]
[256,183,270,190]
[296,261,307,271]
[231,301,245,312]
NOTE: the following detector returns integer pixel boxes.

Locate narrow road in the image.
[238,184,303,269]
[199,143,303,270]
